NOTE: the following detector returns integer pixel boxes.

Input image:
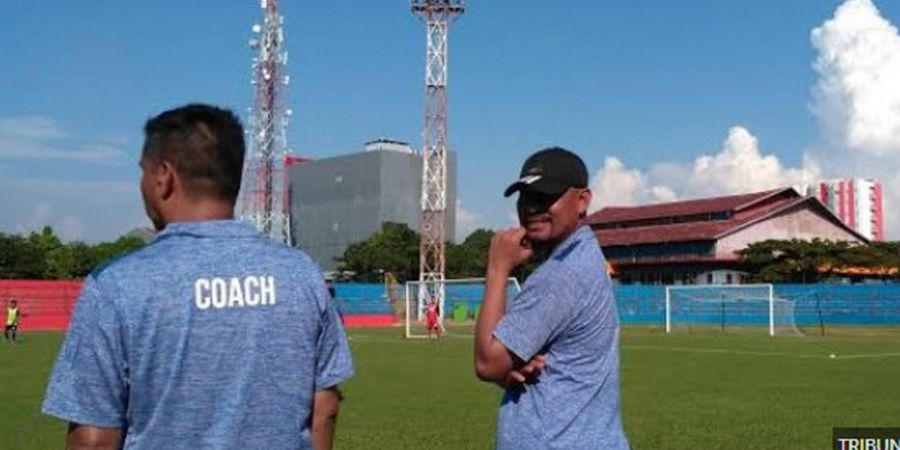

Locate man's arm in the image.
[66,423,122,450]
[42,277,129,446]
[311,387,341,450]
[474,228,533,382]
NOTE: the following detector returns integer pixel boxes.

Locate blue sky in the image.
[2,0,899,241]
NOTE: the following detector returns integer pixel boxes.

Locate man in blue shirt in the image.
[43,104,353,449]
[474,147,629,449]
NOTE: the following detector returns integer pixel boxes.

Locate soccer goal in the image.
[665,284,802,336]
[405,277,521,339]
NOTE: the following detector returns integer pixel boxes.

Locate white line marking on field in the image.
[345,335,900,360]
[624,345,823,359]
[832,352,900,360]
[348,332,474,342]
[623,345,900,360]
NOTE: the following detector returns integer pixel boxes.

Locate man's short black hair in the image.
[142,104,246,204]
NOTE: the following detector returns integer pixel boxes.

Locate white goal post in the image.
[405,277,521,339]
[665,284,802,336]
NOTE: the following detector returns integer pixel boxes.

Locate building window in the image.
[706,273,713,284]
[726,273,733,284]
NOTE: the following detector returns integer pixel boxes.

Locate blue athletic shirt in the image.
[43,220,354,449]
[493,225,629,449]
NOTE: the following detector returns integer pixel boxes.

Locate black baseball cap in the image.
[504,147,588,197]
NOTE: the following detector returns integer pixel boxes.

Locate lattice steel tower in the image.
[411,0,464,311]
[237,0,292,244]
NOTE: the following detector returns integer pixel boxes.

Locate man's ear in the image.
[577,188,592,216]
[156,160,177,202]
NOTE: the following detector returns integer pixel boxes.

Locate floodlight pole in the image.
[411,0,464,322]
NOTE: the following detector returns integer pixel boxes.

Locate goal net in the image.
[665,284,802,336]
[405,277,521,339]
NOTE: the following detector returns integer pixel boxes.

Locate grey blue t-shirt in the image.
[494,225,629,450]
[42,220,354,449]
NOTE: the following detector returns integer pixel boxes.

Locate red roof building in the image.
[587,188,867,285]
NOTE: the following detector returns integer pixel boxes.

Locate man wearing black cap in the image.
[474,147,629,449]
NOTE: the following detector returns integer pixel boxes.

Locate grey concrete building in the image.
[288,139,456,270]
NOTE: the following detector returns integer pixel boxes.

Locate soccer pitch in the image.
[3,326,899,449]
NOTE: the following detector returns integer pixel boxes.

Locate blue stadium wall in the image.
[334,283,900,326]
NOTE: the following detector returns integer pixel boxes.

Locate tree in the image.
[447,228,493,279]
[0,233,30,278]
[22,226,64,279]
[738,239,899,283]
[45,245,76,280]
[69,241,97,278]
[337,224,551,283]
[0,228,146,280]
[91,236,146,268]
[337,222,420,282]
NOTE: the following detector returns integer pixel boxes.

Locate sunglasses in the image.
[517,189,571,214]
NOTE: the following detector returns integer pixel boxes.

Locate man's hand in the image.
[312,387,341,450]
[488,228,533,275]
[66,423,122,450]
[505,354,547,386]
[475,228,534,383]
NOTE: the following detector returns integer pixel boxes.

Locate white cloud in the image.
[588,157,677,211]
[505,0,900,240]
[0,115,126,163]
[0,116,69,140]
[687,126,820,197]
[588,0,900,239]
[811,0,900,157]
[455,199,486,242]
[589,127,817,213]
[0,175,147,242]
[810,0,900,238]
[0,115,139,241]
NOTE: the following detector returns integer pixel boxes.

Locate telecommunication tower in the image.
[411,0,464,316]
[237,0,293,245]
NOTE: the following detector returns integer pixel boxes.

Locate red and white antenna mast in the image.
[411,1,464,312]
[237,0,293,244]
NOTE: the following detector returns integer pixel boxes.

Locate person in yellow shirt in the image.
[5,299,21,343]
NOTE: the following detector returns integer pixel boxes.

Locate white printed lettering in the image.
[260,276,276,305]
[193,275,275,310]
[244,276,260,306]
[228,277,245,307]
[195,279,211,310]
[211,278,227,309]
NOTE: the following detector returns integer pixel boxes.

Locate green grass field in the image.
[3,326,899,449]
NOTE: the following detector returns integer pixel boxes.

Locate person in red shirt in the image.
[426,298,441,339]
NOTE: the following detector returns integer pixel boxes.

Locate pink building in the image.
[801,178,884,241]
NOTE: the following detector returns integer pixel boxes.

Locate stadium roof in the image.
[587,187,867,246]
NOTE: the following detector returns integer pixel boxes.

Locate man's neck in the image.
[165,200,234,224]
